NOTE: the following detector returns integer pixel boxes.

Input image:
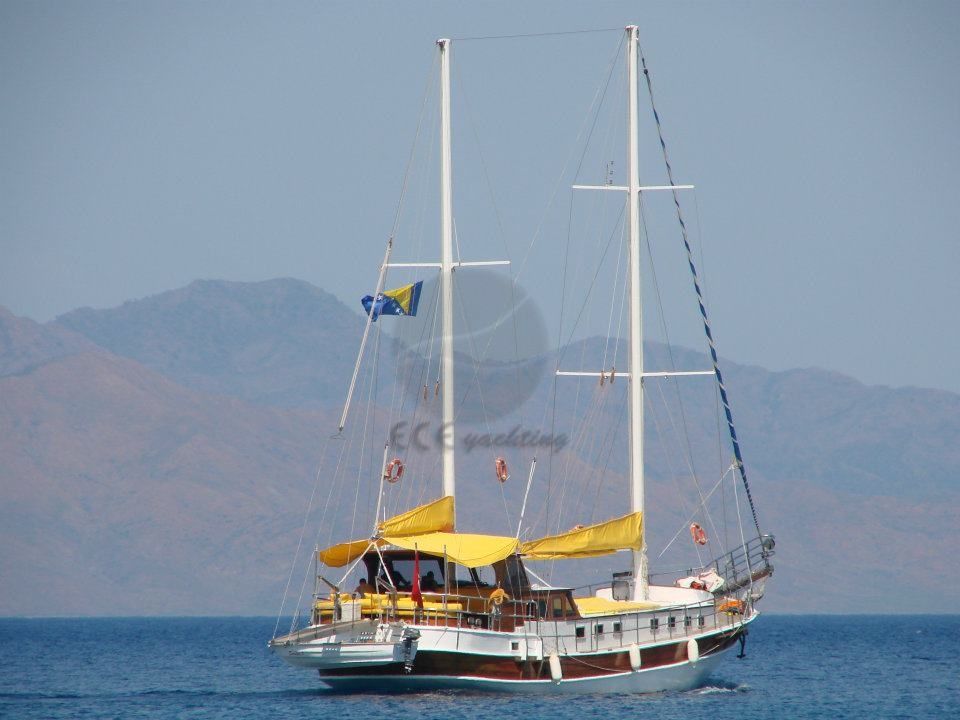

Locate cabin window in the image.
[698,616,705,627]
[668,616,677,629]
[595,624,604,636]
[613,622,622,634]
[368,555,444,592]
[511,641,520,652]
[650,617,659,631]
[552,597,564,618]
[492,556,532,596]
[575,626,585,639]
[684,615,692,627]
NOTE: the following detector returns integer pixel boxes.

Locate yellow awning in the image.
[318,538,381,568]
[377,495,454,536]
[385,532,519,569]
[520,512,643,560]
[318,496,458,568]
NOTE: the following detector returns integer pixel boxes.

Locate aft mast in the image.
[438,38,456,518]
[625,24,648,601]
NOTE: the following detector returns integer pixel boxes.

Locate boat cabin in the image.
[313,547,579,631]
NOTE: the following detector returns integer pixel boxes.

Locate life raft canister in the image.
[495,457,509,483]
[690,522,708,546]
[718,598,746,615]
[384,458,404,483]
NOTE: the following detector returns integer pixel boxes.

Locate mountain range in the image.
[1,279,957,615]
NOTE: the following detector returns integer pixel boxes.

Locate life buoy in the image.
[384,458,404,483]
[495,457,509,483]
[690,523,707,546]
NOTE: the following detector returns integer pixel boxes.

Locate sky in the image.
[1,1,959,393]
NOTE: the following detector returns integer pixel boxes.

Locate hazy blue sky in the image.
[2,1,958,393]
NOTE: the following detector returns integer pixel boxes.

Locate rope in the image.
[636,39,763,540]
[452,28,621,42]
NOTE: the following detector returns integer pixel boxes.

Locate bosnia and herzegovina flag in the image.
[361,280,423,321]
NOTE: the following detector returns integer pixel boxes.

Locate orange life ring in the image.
[384,458,404,483]
[690,523,708,546]
[495,457,508,483]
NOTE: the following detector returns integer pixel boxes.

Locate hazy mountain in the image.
[55,279,369,409]
[2,279,958,615]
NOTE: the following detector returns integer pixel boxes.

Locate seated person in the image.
[377,567,410,591]
[421,570,440,592]
[354,578,374,597]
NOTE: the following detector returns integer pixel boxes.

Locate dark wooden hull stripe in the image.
[319,627,743,681]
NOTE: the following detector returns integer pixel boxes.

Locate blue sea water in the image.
[0,615,957,719]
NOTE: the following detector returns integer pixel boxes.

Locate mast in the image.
[625,25,648,601]
[438,38,456,516]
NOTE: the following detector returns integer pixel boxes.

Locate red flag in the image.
[411,548,423,608]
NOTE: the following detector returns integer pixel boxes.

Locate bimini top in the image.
[317,496,519,569]
[318,498,642,568]
[520,512,643,560]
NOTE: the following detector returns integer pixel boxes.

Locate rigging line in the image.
[451,276,495,445]
[511,34,624,288]
[612,204,628,370]
[646,388,705,567]
[692,188,731,551]
[543,33,624,549]
[637,36,762,539]
[348,319,383,544]
[389,52,439,240]
[641,198,716,541]
[272,434,332,639]
[556,201,627,363]
[656,462,736,560]
[652,378,721,548]
[452,57,526,433]
[293,424,354,633]
[589,385,629,522]
[451,27,622,42]
[602,207,627,371]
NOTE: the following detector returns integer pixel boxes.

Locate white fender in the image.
[548,652,562,682]
[628,644,642,671]
[687,637,699,663]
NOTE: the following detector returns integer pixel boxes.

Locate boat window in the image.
[370,556,444,592]
[552,596,565,618]
[595,624,604,635]
[668,616,677,629]
[492,556,531,596]
[650,617,659,631]
[613,622,622,634]
[575,626,585,639]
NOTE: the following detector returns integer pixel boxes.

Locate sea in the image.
[1,615,956,719]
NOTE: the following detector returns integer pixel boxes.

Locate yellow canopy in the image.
[385,532,518,569]
[319,496,518,569]
[377,495,454,535]
[317,538,380,568]
[520,512,643,560]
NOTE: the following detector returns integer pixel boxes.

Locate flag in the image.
[411,547,423,609]
[361,280,423,321]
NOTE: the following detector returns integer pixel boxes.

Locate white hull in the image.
[273,641,411,670]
